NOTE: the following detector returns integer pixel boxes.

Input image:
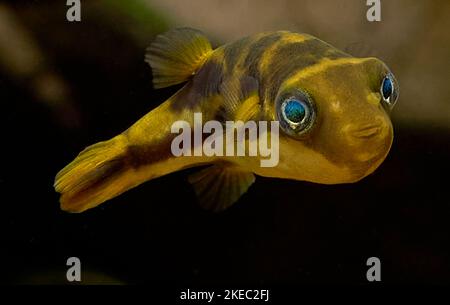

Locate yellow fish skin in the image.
[54,28,398,213]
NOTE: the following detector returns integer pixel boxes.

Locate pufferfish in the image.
[54,28,398,213]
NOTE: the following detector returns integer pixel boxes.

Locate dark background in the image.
[0,0,449,284]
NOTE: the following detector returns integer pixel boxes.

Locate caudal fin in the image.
[54,135,135,213]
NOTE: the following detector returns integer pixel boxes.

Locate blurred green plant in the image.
[104,0,172,46]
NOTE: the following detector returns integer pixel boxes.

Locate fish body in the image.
[54,28,398,212]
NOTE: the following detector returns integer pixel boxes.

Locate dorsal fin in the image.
[145,28,213,89]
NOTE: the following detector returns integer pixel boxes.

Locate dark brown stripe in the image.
[243,32,285,71]
[222,35,252,73]
[261,38,350,102]
[169,59,224,111]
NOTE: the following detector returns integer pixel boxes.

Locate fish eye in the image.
[282,99,307,125]
[380,73,398,108]
[276,89,315,137]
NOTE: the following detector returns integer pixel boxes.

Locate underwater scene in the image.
[1,0,450,295]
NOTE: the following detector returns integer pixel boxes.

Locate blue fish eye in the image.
[283,99,306,124]
[276,90,316,138]
[381,75,394,102]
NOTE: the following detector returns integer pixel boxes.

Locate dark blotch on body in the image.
[170,60,224,111]
[222,36,252,73]
[263,39,349,102]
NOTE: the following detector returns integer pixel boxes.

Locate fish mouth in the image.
[347,122,393,163]
[350,124,383,139]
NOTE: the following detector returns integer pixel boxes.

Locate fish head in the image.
[268,57,398,184]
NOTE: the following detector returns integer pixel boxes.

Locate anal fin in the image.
[188,164,255,212]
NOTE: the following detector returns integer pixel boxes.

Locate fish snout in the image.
[342,119,393,163]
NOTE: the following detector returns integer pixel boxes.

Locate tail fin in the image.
[54,135,134,213]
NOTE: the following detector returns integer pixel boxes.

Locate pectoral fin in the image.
[219,76,260,121]
[188,164,255,212]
